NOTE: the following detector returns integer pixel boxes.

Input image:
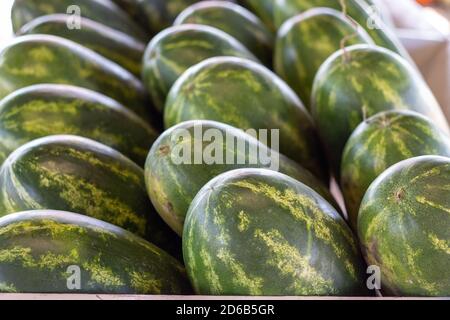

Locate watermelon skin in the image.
[239,0,276,32]
[183,168,368,296]
[142,24,258,112]
[311,45,450,177]
[112,0,198,36]
[146,120,337,236]
[0,210,191,294]
[358,156,450,296]
[11,0,147,41]
[174,1,274,66]
[0,35,154,123]
[0,135,179,256]
[273,0,411,62]
[165,56,327,182]
[341,111,450,230]
[0,84,159,167]
[275,8,373,110]
[18,14,146,76]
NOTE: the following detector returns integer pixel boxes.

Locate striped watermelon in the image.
[142,24,258,112]
[0,210,191,294]
[112,0,197,35]
[0,135,179,256]
[311,45,449,176]
[183,168,368,296]
[11,0,147,40]
[341,111,450,230]
[275,7,373,110]
[0,84,159,166]
[164,56,327,182]
[174,1,274,65]
[0,35,155,123]
[146,120,337,235]
[18,14,146,76]
[239,0,276,32]
[273,0,411,62]
[358,156,450,296]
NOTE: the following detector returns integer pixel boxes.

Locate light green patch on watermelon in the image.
[52,147,142,185]
[199,247,222,294]
[371,76,408,110]
[0,219,87,239]
[415,196,450,214]
[5,65,49,78]
[0,282,17,293]
[23,163,147,235]
[428,234,450,255]
[215,69,263,93]
[212,207,231,244]
[37,249,80,270]
[129,270,163,294]
[28,46,55,62]
[216,248,263,295]
[237,210,251,232]
[0,246,35,267]
[231,180,357,255]
[254,228,335,295]
[82,258,125,288]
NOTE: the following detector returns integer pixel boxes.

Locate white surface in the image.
[0,0,14,45]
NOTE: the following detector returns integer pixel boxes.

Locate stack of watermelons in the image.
[0,0,448,297]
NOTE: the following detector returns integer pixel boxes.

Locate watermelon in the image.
[142,24,258,112]
[11,0,147,41]
[273,0,412,62]
[0,84,159,167]
[341,111,450,230]
[0,35,155,123]
[164,56,327,182]
[146,120,337,235]
[183,168,368,296]
[275,7,373,110]
[358,156,450,296]
[0,210,191,294]
[18,14,146,76]
[239,0,276,32]
[111,0,198,35]
[174,1,274,66]
[0,135,179,256]
[311,45,450,176]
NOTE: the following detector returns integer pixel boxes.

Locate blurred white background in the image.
[0,0,14,45]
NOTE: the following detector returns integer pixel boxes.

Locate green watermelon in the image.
[0,210,191,294]
[0,135,179,256]
[358,156,450,296]
[183,168,368,296]
[18,14,146,76]
[112,0,198,35]
[0,84,159,166]
[142,24,258,112]
[174,1,274,66]
[273,0,411,62]
[341,111,450,230]
[275,7,373,110]
[146,120,337,235]
[0,35,155,123]
[11,0,147,41]
[311,45,449,176]
[239,0,276,32]
[164,56,327,182]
